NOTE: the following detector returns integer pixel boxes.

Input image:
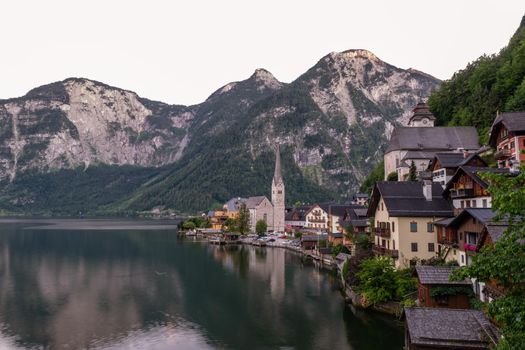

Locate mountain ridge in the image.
[0,49,440,214]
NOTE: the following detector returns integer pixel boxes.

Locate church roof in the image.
[245,196,269,209]
[408,102,436,123]
[273,144,283,185]
[386,126,480,153]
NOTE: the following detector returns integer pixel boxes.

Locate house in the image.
[489,111,525,169]
[320,203,367,234]
[351,193,369,206]
[427,152,487,187]
[245,196,274,233]
[301,234,328,250]
[223,197,248,219]
[328,232,343,245]
[433,208,508,301]
[443,166,510,213]
[384,102,480,181]
[404,307,499,350]
[209,210,229,230]
[368,181,454,268]
[415,266,471,309]
[477,224,508,301]
[304,204,329,232]
[284,205,309,232]
[337,207,369,249]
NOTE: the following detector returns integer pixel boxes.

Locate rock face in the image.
[0,49,440,213]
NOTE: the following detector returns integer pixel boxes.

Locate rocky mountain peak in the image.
[249,68,283,90]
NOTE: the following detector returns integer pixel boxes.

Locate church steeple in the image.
[271,144,285,232]
[273,144,283,185]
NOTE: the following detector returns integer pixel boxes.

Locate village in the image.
[181,103,525,350]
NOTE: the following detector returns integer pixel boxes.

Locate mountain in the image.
[428,15,525,144]
[0,50,440,215]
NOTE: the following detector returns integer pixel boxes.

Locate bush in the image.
[255,219,267,235]
[386,171,398,181]
[332,243,350,257]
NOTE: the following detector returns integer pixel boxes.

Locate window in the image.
[461,201,465,208]
[410,222,418,232]
[461,254,465,264]
[472,200,477,208]
[466,200,471,208]
[381,203,384,211]
[393,240,396,250]
[511,141,515,149]
[381,239,386,248]
[428,243,435,252]
[482,199,488,208]
[466,232,478,245]
[392,222,395,232]
[411,243,418,252]
[427,223,433,233]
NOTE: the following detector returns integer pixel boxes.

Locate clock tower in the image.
[271,145,285,232]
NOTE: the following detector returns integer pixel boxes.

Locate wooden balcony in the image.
[438,235,458,247]
[374,227,391,238]
[450,188,474,199]
[372,245,399,258]
[495,148,512,160]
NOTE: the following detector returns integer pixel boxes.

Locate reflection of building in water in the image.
[248,248,285,301]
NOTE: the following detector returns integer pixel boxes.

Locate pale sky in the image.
[1,0,523,105]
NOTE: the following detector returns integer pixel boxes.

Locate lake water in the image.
[0,219,403,350]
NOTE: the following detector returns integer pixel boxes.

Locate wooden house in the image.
[404,307,499,350]
[427,152,487,188]
[414,266,471,309]
[489,112,525,169]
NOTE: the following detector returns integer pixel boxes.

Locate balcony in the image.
[438,235,459,247]
[308,217,326,223]
[372,245,399,258]
[374,227,391,238]
[450,188,474,199]
[495,148,512,160]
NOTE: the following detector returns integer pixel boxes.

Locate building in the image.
[320,203,367,234]
[209,210,229,230]
[489,111,525,169]
[404,307,499,350]
[300,234,328,250]
[434,208,508,301]
[351,193,369,206]
[304,204,329,232]
[384,102,480,181]
[284,206,309,232]
[272,145,285,232]
[245,196,274,233]
[443,166,510,213]
[415,266,471,309]
[427,152,487,187]
[368,181,454,268]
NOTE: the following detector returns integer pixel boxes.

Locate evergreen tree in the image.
[237,203,250,235]
[255,219,267,235]
[408,161,417,181]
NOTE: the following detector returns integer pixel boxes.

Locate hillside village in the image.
[184,102,525,350]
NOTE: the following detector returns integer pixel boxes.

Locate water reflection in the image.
[0,220,403,349]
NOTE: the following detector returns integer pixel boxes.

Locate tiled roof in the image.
[386,126,479,153]
[368,181,454,217]
[415,266,471,285]
[489,112,525,146]
[245,196,269,209]
[224,197,247,212]
[444,166,511,193]
[402,150,436,161]
[485,224,507,243]
[405,307,500,348]
[301,235,328,242]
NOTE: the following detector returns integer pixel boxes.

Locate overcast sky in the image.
[1,1,523,105]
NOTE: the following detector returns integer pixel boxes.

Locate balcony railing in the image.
[450,188,474,199]
[495,148,512,160]
[374,227,391,238]
[438,235,459,247]
[372,245,399,258]
[308,217,326,223]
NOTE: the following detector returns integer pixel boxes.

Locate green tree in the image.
[360,160,384,194]
[182,220,196,230]
[386,171,398,181]
[332,243,350,257]
[255,219,267,235]
[236,203,250,235]
[452,167,525,349]
[408,161,417,181]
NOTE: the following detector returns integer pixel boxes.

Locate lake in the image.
[0,219,403,349]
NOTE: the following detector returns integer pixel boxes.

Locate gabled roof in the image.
[224,197,247,211]
[402,150,436,161]
[245,196,269,209]
[368,181,453,218]
[285,205,311,221]
[415,266,471,285]
[386,126,480,153]
[485,224,507,243]
[405,307,499,348]
[319,203,365,217]
[444,166,511,194]
[430,152,487,170]
[489,112,525,147]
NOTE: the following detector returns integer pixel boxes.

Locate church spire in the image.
[273,144,283,185]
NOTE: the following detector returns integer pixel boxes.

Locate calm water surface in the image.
[0,219,403,350]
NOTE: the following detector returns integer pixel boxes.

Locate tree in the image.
[386,171,398,181]
[182,220,196,230]
[452,167,525,349]
[408,161,417,181]
[360,160,384,194]
[255,219,267,235]
[236,203,250,235]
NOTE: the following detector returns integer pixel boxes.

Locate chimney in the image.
[423,180,433,201]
